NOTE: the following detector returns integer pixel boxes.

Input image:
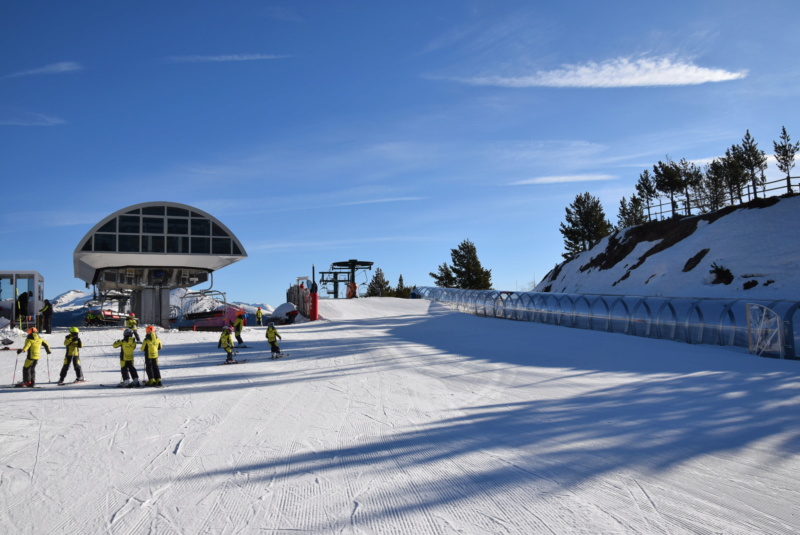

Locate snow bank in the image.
[538,195,800,300]
[318,296,431,320]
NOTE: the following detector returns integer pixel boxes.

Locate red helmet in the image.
[146,326,156,334]
[130,313,136,317]
[27,327,38,334]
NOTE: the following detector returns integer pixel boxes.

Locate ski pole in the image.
[12,351,20,386]
[46,350,51,383]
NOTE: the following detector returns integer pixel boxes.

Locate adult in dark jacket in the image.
[15,291,31,327]
[39,299,53,334]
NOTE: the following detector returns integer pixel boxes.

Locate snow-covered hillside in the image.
[1,297,799,534]
[536,195,800,300]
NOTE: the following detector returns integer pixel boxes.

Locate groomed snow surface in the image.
[2,298,799,534]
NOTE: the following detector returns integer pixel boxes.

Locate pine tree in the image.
[722,146,748,204]
[451,239,492,290]
[738,130,768,199]
[430,240,492,290]
[366,267,393,297]
[677,158,703,215]
[617,194,647,229]
[773,126,799,194]
[635,169,657,220]
[395,275,411,298]
[696,159,728,213]
[429,262,457,288]
[652,158,683,217]
[559,192,612,260]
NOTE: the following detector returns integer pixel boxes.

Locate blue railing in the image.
[413,287,800,358]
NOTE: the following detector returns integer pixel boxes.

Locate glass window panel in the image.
[167,236,189,253]
[142,217,164,234]
[191,219,210,236]
[167,218,189,235]
[118,234,140,252]
[81,238,92,252]
[94,234,116,252]
[126,209,140,214]
[119,215,140,234]
[212,237,231,255]
[167,206,190,216]
[232,241,243,255]
[98,219,116,233]
[211,222,228,237]
[142,206,165,216]
[191,211,204,217]
[143,235,165,253]
[191,237,210,254]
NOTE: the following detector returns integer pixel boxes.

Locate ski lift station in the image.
[0,271,45,328]
[73,201,247,327]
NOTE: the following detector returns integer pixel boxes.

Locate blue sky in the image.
[2,1,799,307]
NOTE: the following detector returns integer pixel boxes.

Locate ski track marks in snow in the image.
[1,298,800,534]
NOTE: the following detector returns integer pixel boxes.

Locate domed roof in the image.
[73,201,247,289]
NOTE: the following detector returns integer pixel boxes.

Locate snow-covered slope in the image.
[536,195,800,300]
[318,296,431,320]
[1,298,799,534]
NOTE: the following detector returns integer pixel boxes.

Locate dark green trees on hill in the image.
[559,192,612,260]
[366,267,393,297]
[774,126,800,194]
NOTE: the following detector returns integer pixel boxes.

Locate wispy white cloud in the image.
[0,110,65,126]
[510,174,617,185]
[452,56,747,88]
[5,61,83,78]
[165,54,289,63]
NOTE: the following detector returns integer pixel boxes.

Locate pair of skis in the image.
[218,352,290,365]
[99,383,165,388]
[5,380,90,389]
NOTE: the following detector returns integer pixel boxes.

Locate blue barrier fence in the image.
[413,287,800,358]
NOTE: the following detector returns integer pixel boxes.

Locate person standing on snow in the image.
[15,290,31,328]
[113,328,140,387]
[141,325,163,387]
[126,313,141,342]
[256,307,263,326]
[58,326,85,385]
[218,325,236,363]
[15,327,51,387]
[39,299,53,334]
[266,322,283,359]
[232,312,245,346]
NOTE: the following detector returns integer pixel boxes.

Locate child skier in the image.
[126,313,141,342]
[266,322,283,359]
[232,312,246,346]
[15,327,51,387]
[113,328,140,387]
[141,325,163,387]
[218,325,236,363]
[58,326,85,385]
